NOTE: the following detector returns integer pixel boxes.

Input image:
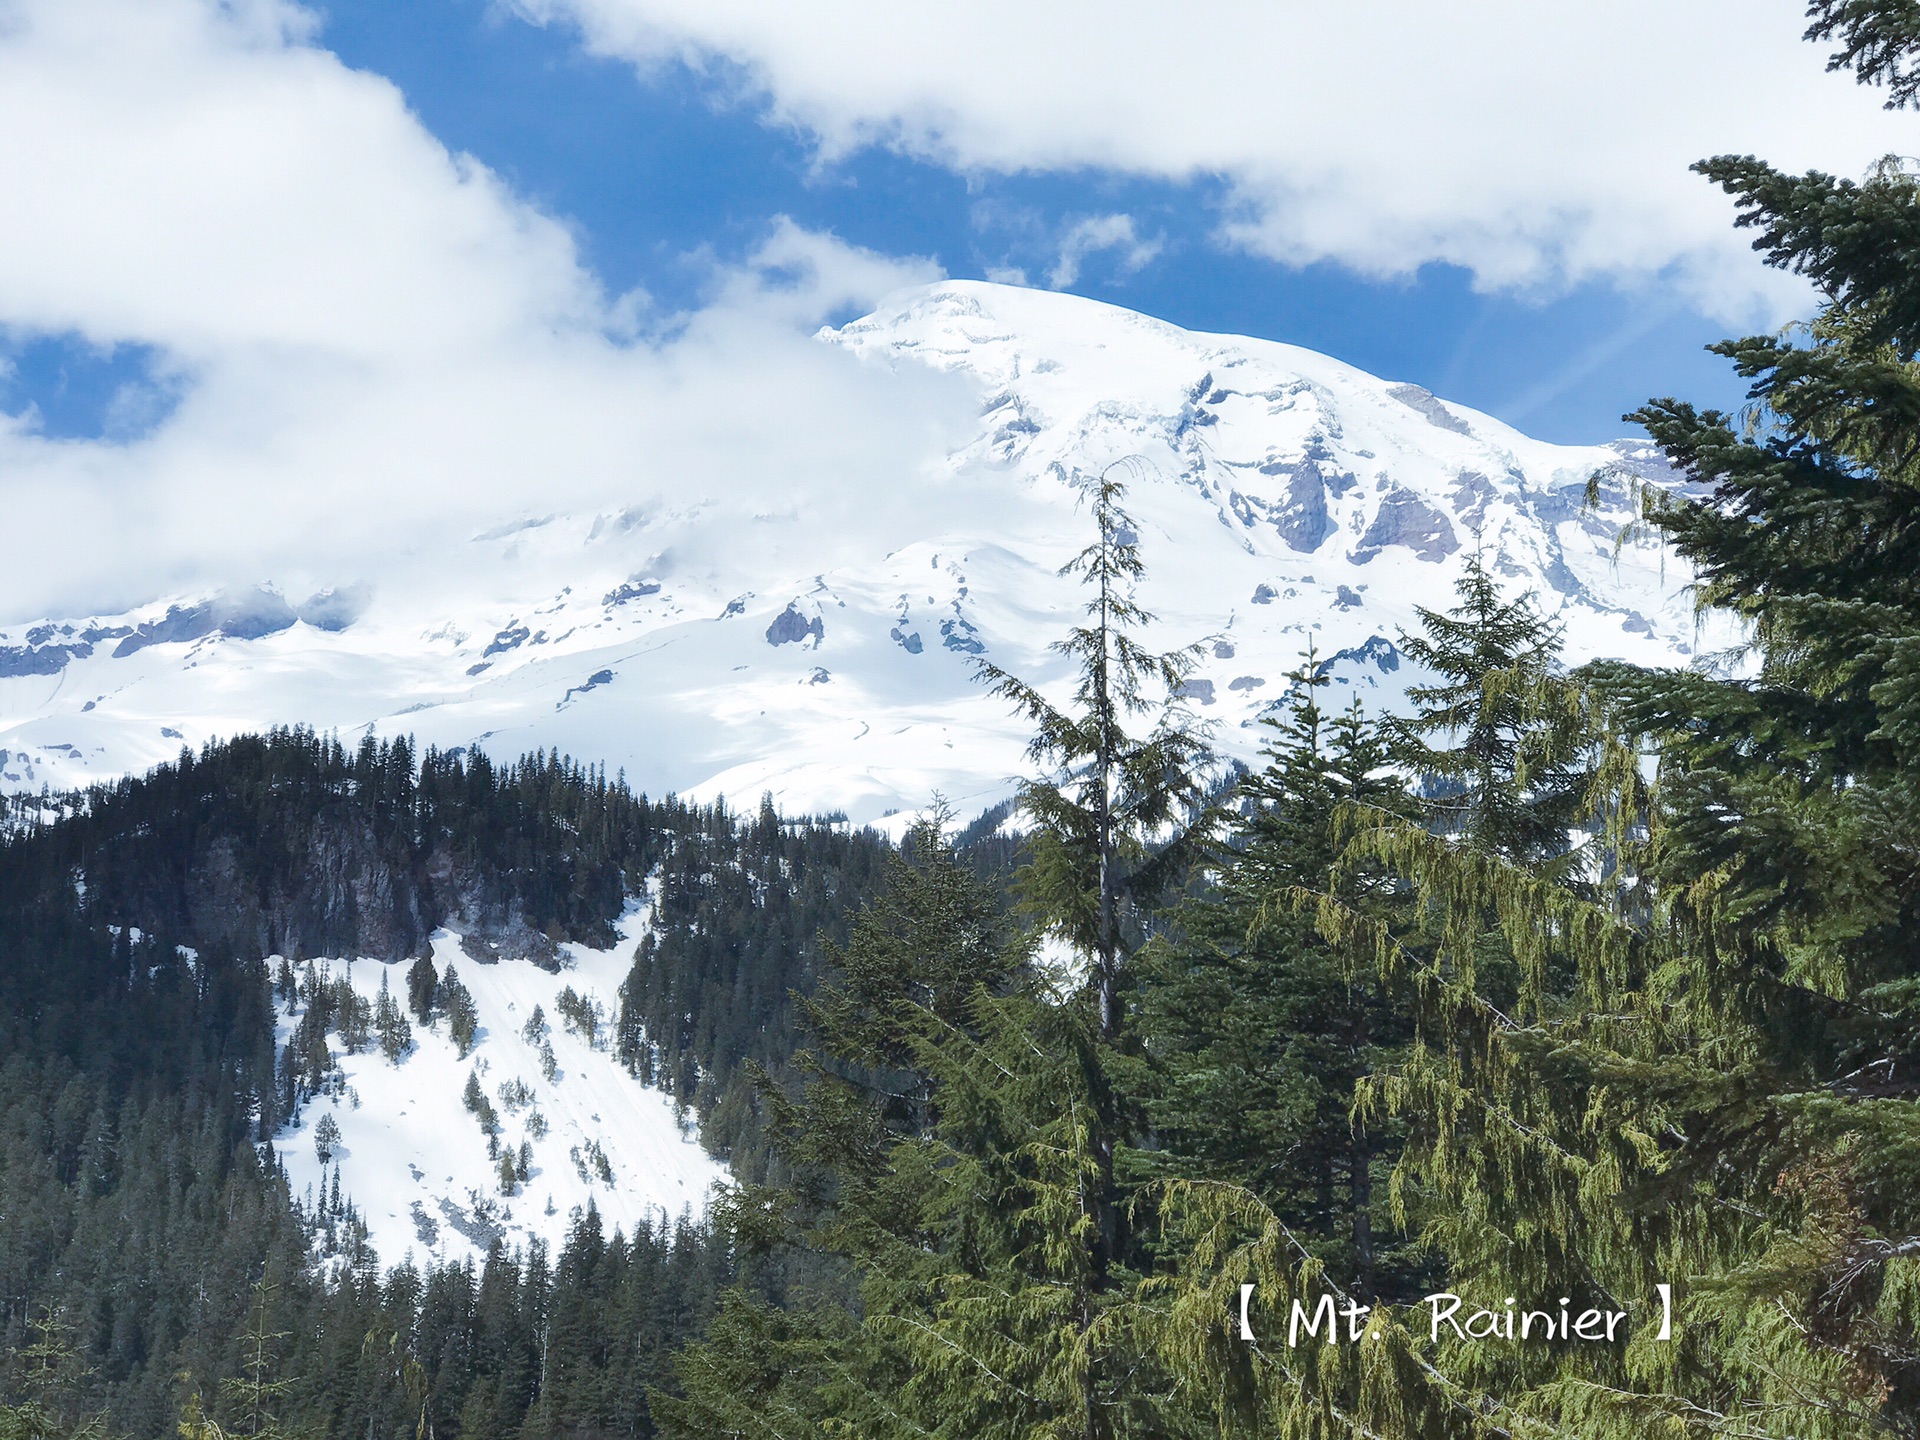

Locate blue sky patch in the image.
[0,333,178,442]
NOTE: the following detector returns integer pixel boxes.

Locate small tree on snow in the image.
[313,1113,341,1165]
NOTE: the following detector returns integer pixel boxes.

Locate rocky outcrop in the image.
[1318,635,1402,677]
[178,816,437,963]
[940,616,984,654]
[1351,488,1460,564]
[1386,383,1472,435]
[112,588,300,658]
[1256,456,1335,551]
[0,641,93,677]
[296,585,369,632]
[766,604,825,647]
[1449,470,1499,529]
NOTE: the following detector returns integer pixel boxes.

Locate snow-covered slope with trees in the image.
[277,906,726,1272]
[0,281,1706,822]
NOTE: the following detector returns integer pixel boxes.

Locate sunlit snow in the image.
[274,905,725,1272]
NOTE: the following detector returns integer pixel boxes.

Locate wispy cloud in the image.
[1046,214,1162,290]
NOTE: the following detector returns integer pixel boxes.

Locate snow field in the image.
[274,904,726,1272]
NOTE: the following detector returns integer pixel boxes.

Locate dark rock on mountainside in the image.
[603,579,662,607]
[296,585,370,632]
[13,732,658,965]
[1351,488,1460,564]
[1386,382,1473,435]
[112,589,300,658]
[0,641,94,677]
[182,820,436,963]
[766,604,824,647]
[940,616,984,653]
[1256,454,1337,551]
[1318,634,1401,677]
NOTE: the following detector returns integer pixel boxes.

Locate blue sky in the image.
[292,0,1742,446]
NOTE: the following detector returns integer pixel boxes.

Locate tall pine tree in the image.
[1132,650,1418,1301]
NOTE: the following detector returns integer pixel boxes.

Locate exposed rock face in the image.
[0,642,92,677]
[1351,488,1460,564]
[1450,471,1499,530]
[1318,634,1401,676]
[175,816,437,962]
[766,604,825,647]
[939,616,984,653]
[112,589,299,658]
[484,625,531,657]
[94,802,613,966]
[602,579,662,607]
[457,926,560,970]
[296,585,369,632]
[1178,678,1216,705]
[1385,383,1473,435]
[1257,456,1335,551]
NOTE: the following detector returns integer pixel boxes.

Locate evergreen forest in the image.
[15,3,1920,1436]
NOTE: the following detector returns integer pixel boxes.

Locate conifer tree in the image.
[0,1311,110,1440]
[1809,1,1920,104]
[405,958,437,1028]
[521,1005,548,1047]
[1133,14,1920,1435]
[1389,548,1590,870]
[223,1273,296,1440]
[1126,565,1625,1438]
[976,463,1212,1041]
[373,972,412,1064]
[311,1114,340,1166]
[177,1271,297,1440]
[970,463,1213,1436]
[439,971,478,1058]
[1132,651,1416,1299]
[657,817,1204,1440]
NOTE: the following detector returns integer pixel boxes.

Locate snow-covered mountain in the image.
[0,281,1705,822]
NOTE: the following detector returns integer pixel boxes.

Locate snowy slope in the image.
[276,905,726,1271]
[0,281,1711,822]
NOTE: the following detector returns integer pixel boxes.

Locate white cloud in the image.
[1045,214,1161,290]
[513,0,1916,321]
[0,0,969,623]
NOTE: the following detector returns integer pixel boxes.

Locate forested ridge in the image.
[0,736,893,1438]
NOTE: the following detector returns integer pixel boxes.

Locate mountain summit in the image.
[0,282,1699,819]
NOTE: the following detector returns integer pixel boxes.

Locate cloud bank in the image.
[0,0,970,623]
[514,0,1914,320]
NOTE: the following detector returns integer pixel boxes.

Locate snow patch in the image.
[275,904,725,1273]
